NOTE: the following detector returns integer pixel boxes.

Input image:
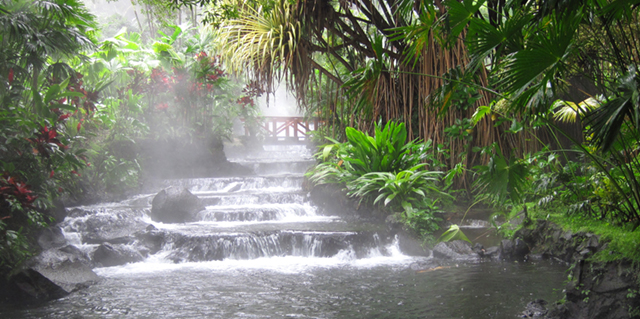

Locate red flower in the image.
[196,51,208,61]
[50,170,54,178]
[8,68,14,85]
[0,175,37,208]
[58,113,71,122]
[71,170,81,176]
[156,103,169,111]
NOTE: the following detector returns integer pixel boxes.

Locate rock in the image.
[500,238,529,261]
[227,182,242,192]
[432,240,477,260]
[521,299,548,318]
[27,246,98,293]
[484,246,500,257]
[150,187,205,223]
[2,269,69,305]
[37,226,67,250]
[513,220,640,319]
[134,224,166,255]
[309,183,386,221]
[473,243,500,258]
[92,243,144,267]
[61,207,149,244]
[556,260,640,319]
[3,246,100,304]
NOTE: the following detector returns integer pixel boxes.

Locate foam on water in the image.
[95,240,422,278]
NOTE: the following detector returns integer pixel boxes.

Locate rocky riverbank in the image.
[510,220,640,319]
[309,182,639,318]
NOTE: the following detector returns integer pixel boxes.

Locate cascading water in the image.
[2,143,567,318]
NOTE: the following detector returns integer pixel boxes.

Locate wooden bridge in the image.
[244,117,324,144]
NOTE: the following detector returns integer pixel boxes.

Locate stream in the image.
[1,144,567,318]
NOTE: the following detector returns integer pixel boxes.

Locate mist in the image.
[257,84,302,117]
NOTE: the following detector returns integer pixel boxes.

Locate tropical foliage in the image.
[0,0,261,274]
[0,0,99,272]
[307,122,448,234]
[3,0,640,277]
[198,0,640,237]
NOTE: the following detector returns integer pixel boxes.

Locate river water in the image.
[2,144,566,318]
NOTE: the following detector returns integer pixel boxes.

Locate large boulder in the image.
[151,187,205,223]
[3,245,100,304]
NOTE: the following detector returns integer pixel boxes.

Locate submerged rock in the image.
[521,299,548,318]
[151,187,205,223]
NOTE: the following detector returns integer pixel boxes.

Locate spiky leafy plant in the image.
[347,164,446,218]
[308,121,431,185]
[307,122,447,234]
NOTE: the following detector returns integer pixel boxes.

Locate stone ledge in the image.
[512,220,640,319]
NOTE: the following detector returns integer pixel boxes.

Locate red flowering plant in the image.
[145,50,262,141]
[0,174,38,219]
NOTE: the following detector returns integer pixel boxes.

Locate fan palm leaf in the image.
[585,67,640,152]
[217,0,302,94]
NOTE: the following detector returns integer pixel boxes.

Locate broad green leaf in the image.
[384,193,397,206]
[438,224,471,243]
[322,144,334,160]
[471,105,491,125]
[44,84,61,104]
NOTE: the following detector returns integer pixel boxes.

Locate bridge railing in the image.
[244,117,324,144]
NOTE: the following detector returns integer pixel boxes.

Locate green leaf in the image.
[44,84,61,104]
[384,193,397,206]
[49,103,77,111]
[401,201,413,216]
[471,105,491,125]
[438,224,471,243]
[322,144,334,160]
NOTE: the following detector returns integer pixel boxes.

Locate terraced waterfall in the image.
[3,144,567,318]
